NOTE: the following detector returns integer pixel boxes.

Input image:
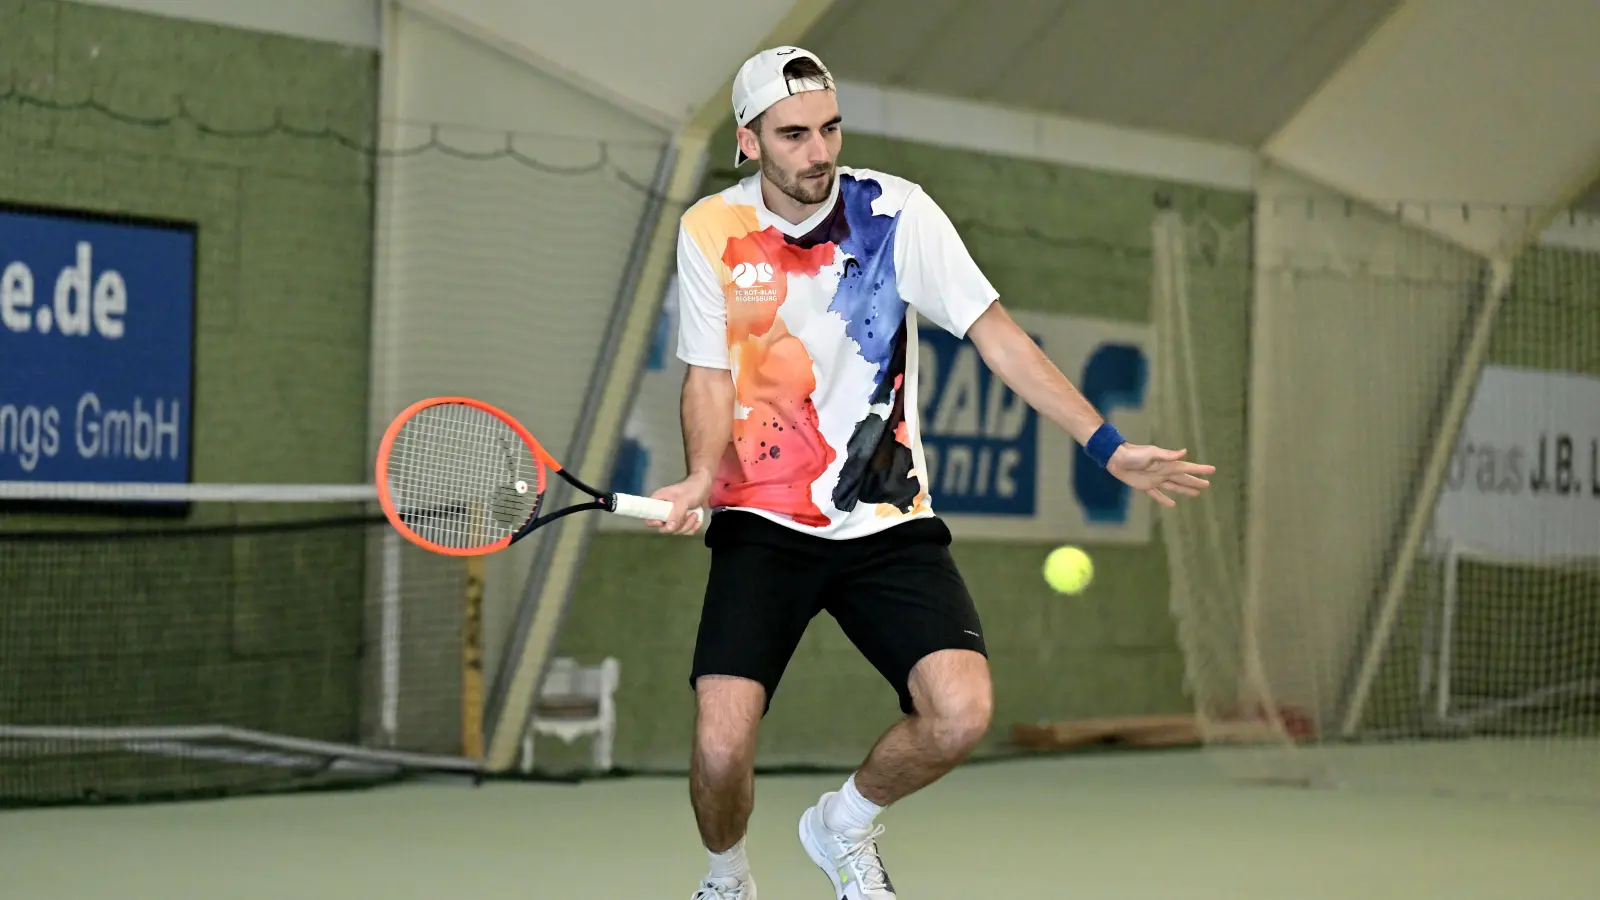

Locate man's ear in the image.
[736,126,761,163]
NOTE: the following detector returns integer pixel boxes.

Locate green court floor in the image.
[2,751,1596,899]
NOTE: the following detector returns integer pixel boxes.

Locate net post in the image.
[460,494,491,760]
[369,5,407,752]
[379,528,403,745]
[461,556,486,759]
[1338,256,1514,738]
[1435,539,1460,723]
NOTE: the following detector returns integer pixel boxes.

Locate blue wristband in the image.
[1085,422,1125,468]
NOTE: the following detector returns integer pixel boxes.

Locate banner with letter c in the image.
[606,286,1155,545]
[0,204,197,486]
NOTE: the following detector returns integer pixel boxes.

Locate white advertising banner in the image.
[1431,365,1600,560]
[602,283,1157,544]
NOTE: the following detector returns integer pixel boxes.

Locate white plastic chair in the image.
[520,656,620,774]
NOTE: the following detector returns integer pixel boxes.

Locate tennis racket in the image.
[375,396,703,556]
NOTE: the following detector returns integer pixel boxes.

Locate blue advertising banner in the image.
[0,204,197,485]
[915,326,1040,516]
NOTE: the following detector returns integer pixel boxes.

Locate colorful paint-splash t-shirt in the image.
[675,167,998,541]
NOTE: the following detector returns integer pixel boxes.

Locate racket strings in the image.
[386,403,542,550]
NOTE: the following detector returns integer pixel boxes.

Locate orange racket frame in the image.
[375,396,692,557]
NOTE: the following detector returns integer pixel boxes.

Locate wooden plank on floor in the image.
[1010,715,1203,751]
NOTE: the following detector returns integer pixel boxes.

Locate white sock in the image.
[822,774,884,834]
[707,837,750,881]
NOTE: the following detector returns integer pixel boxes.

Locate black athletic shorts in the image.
[689,510,987,716]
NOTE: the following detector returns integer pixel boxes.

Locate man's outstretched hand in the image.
[1106,444,1215,508]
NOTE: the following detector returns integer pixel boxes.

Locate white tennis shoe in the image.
[691,875,757,900]
[798,794,898,899]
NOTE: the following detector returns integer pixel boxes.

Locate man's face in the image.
[740,90,842,206]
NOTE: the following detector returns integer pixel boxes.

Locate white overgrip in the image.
[611,492,706,526]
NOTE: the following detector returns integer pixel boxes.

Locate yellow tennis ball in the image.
[1043,545,1093,594]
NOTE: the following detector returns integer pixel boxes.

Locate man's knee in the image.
[932,687,993,758]
[693,675,766,780]
[908,650,993,758]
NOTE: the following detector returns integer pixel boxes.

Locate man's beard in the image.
[761,157,834,205]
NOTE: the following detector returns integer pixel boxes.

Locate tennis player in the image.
[648,47,1216,900]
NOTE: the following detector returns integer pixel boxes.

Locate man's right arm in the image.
[648,219,733,533]
[673,217,734,489]
[679,364,734,491]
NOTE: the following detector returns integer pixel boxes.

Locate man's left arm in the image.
[967,298,1214,505]
[896,188,1215,506]
[964,302,1105,446]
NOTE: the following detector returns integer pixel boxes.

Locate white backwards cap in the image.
[730,46,834,165]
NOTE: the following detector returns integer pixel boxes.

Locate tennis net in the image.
[0,481,483,807]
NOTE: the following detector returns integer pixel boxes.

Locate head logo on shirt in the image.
[730,261,778,303]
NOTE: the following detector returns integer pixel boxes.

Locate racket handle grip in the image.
[611,492,706,525]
